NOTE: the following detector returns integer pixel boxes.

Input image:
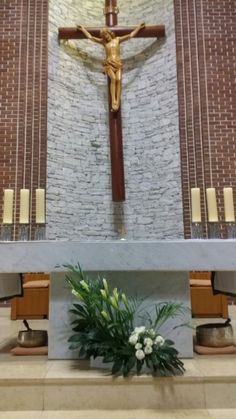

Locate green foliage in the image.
[64,263,185,377]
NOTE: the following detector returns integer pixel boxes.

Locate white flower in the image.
[155,335,165,346]
[135,342,142,350]
[144,337,153,347]
[134,326,145,335]
[129,334,139,345]
[144,345,153,354]
[135,349,145,360]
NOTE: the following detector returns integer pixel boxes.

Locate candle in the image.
[3,189,14,224]
[36,189,45,223]
[19,189,29,224]
[223,187,235,222]
[206,188,218,222]
[191,188,201,222]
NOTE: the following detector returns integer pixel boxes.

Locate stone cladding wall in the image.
[47,0,184,240]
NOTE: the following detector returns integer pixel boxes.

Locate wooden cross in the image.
[58,0,165,202]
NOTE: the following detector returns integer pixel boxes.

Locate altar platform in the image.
[0,306,236,417]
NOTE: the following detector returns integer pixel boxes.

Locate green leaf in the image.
[103,354,114,363]
[124,356,136,375]
[79,346,87,358]
[136,360,143,374]
[145,357,151,369]
[112,359,123,375]
[72,320,88,332]
[162,347,178,356]
[68,331,89,343]
[68,334,82,342]
[153,302,185,330]
[68,342,80,350]
[164,339,175,346]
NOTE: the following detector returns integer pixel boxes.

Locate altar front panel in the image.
[48,271,192,359]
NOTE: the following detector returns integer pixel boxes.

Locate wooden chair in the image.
[11,273,50,320]
[189,271,228,318]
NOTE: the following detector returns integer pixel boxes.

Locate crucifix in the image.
[58,0,165,202]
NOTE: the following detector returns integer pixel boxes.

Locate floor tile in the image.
[208,409,236,419]
[0,412,42,419]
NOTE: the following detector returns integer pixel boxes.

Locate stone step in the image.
[0,410,236,419]
[0,358,236,411]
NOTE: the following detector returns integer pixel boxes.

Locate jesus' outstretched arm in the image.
[77,25,103,44]
[119,22,145,43]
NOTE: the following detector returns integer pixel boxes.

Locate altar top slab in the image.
[0,239,235,272]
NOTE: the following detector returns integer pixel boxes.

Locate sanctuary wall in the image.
[1,1,235,240]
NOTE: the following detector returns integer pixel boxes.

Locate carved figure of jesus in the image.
[77,23,145,112]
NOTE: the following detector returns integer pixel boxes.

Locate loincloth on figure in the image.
[103,58,123,75]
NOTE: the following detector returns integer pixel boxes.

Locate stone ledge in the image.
[0,239,236,272]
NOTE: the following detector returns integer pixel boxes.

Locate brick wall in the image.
[174,0,236,237]
[0,0,48,240]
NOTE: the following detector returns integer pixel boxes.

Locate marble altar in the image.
[1,239,235,360]
[1,239,236,272]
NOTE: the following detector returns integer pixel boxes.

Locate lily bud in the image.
[113,288,119,302]
[102,278,109,294]
[101,310,109,321]
[110,296,119,310]
[121,293,128,307]
[79,280,90,293]
[71,289,84,301]
[100,289,107,300]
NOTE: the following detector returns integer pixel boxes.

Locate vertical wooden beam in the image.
[105,0,125,201]
[104,0,118,27]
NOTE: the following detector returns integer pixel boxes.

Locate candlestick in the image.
[208,222,220,239]
[35,224,46,240]
[36,189,45,223]
[191,223,203,239]
[225,222,236,239]
[118,224,126,240]
[19,189,30,224]
[223,187,235,222]
[191,188,201,222]
[18,224,29,241]
[2,189,14,224]
[206,188,218,222]
[1,225,12,241]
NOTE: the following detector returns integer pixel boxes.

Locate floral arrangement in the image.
[65,264,185,376]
